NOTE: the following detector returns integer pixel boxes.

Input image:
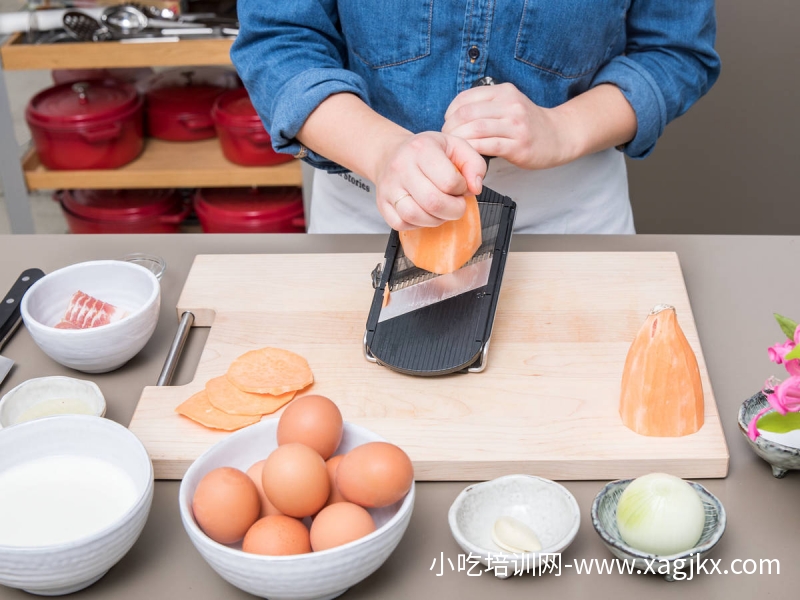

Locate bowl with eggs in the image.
[178,395,415,600]
[0,414,154,595]
[591,474,726,581]
[20,259,161,374]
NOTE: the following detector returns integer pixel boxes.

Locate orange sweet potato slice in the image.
[398,194,481,275]
[175,390,261,431]
[226,347,314,395]
[205,376,296,416]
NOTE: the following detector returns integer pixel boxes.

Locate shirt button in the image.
[468,46,480,61]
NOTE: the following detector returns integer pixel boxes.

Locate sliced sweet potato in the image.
[175,390,261,431]
[398,194,481,275]
[226,347,314,395]
[205,375,296,416]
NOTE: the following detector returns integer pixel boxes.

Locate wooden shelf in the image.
[1,33,234,71]
[22,138,303,190]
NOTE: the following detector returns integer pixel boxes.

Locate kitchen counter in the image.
[0,233,797,599]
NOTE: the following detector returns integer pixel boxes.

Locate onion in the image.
[615,473,705,555]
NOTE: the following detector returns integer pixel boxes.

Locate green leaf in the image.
[783,346,800,361]
[774,313,798,340]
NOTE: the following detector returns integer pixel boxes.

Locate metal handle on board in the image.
[157,311,195,386]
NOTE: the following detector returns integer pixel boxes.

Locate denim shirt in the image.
[231,1,720,171]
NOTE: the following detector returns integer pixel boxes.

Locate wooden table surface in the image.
[0,233,797,600]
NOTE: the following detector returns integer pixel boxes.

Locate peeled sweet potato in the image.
[398,194,481,275]
[619,305,704,437]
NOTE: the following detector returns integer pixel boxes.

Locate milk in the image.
[0,455,139,547]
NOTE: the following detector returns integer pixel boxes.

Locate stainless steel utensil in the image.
[63,11,114,42]
[101,5,204,33]
[0,269,45,386]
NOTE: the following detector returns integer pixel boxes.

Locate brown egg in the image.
[192,467,261,544]
[277,395,343,459]
[245,459,283,518]
[325,454,347,506]
[242,515,311,555]
[337,442,414,508]
[262,443,329,517]
[310,502,376,551]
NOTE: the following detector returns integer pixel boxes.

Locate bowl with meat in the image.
[20,260,160,373]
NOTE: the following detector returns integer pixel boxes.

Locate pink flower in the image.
[748,376,800,440]
[768,339,795,364]
[767,376,800,414]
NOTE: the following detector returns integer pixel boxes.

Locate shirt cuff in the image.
[268,68,370,172]
[591,56,668,159]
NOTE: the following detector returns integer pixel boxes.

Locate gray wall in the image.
[627,0,800,234]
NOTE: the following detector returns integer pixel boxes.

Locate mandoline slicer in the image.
[363,186,516,375]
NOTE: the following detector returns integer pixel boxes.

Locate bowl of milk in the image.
[0,414,153,595]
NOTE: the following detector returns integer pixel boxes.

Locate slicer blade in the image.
[377,257,492,322]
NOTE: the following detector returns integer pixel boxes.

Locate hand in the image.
[442,82,578,170]
[372,131,486,231]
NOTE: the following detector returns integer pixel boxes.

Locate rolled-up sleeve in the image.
[591,0,721,159]
[231,0,370,170]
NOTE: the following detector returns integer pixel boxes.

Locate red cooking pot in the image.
[56,188,190,234]
[212,89,294,167]
[26,80,144,170]
[194,187,305,233]
[145,69,237,141]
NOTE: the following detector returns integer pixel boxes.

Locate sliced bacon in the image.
[58,290,128,329]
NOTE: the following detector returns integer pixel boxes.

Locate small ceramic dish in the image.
[738,391,800,478]
[448,474,580,579]
[591,478,726,581]
[0,376,106,428]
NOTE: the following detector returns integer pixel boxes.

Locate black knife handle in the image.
[0,268,46,351]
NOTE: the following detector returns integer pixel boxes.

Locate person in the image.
[231,1,720,234]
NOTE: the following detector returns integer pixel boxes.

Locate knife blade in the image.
[0,269,46,385]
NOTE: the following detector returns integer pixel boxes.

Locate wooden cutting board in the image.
[129,252,729,480]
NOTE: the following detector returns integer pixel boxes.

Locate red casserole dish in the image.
[26,81,144,170]
[144,69,238,142]
[56,188,190,234]
[194,187,305,233]
[212,89,294,166]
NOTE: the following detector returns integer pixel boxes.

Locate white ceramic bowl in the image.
[179,419,415,600]
[0,415,154,595]
[591,478,726,581]
[20,260,161,373]
[448,475,581,578]
[0,376,106,428]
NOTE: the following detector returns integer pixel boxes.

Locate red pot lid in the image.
[212,88,263,128]
[61,189,181,221]
[147,84,226,114]
[195,187,303,221]
[27,81,140,125]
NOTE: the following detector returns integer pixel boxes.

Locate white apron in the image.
[308,148,635,234]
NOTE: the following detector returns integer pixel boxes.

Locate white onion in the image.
[615,473,705,555]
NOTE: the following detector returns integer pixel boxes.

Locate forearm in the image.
[297,93,412,183]
[553,84,638,161]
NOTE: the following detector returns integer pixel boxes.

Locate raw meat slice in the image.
[58,290,128,329]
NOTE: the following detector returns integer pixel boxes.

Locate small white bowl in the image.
[448,475,581,578]
[0,415,154,595]
[21,260,160,373]
[0,376,106,428]
[591,478,726,581]
[179,419,415,600]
